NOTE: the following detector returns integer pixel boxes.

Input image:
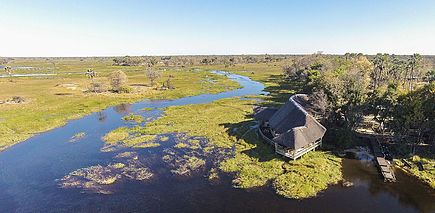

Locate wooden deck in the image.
[370,138,396,182]
[275,141,321,160]
[258,126,321,160]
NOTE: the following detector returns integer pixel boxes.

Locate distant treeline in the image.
[111,55,291,67]
[109,54,435,69]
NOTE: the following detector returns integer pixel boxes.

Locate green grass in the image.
[122,114,144,123]
[174,143,188,149]
[101,127,161,149]
[141,98,252,148]
[139,97,342,199]
[133,142,161,148]
[273,152,342,199]
[395,155,435,189]
[101,127,130,144]
[0,59,240,151]
[159,136,170,142]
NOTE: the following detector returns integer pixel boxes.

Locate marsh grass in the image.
[122,114,144,123]
[140,97,343,199]
[69,132,86,142]
[60,151,153,194]
[133,142,160,149]
[141,98,254,148]
[273,152,342,199]
[101,127,130,144]
[159,136,170,142]
[0,60,240,151]
[102,127,161,149]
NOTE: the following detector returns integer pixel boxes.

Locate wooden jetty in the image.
[370,138,396,182]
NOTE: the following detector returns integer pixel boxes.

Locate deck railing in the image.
[275,140,322,160]
[258,126,322,160]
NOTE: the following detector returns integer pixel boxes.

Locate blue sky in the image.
[1,0,435,56]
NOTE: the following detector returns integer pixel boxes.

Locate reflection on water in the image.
[113,103,131,114]
[97,112,107,122]
[0,71,433,213]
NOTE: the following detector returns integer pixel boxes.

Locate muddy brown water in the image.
[0,72,434,213]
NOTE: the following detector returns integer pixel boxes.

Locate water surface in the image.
[0,72,433,213]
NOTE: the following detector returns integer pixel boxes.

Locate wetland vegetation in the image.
[0,58,239,151]
[1,54,434,211]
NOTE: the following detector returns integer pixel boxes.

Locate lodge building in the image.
[254,94,326,160]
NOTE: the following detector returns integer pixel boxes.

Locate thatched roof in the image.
[255,94,326,150]
[253,106,277,122]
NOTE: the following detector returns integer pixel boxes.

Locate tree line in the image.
[283,53,434,153]
[111,55,289,67]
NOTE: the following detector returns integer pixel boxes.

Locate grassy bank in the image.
[395,156,435,189]
[201,62,306,105]
[0,59,239,151]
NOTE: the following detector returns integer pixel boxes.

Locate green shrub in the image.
[118,86,132,93]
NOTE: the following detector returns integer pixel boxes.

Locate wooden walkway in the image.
[370,138,396,182]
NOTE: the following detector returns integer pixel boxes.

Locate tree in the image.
[85,68,96,80]
[51,60,56,73]
[147,57,159,67]
[113,56,144,66]
[283,54,322,81]
[314,56,371,129]
[109,70,128,93]
[367,83,400,133]
[145,69,161,86]
[4,66,12,76]
[424,69,435,83]
[4,66,13,82]
[392,83,434,154]
[405,54,422,91]
[308,89,330,120]
[389,55,405,84]
[371,53,391,90]
[162,75,175,90]
[85,69,105,93]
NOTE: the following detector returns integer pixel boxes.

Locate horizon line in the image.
[2,52,434,58]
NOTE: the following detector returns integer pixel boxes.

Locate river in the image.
[0,72,433,213]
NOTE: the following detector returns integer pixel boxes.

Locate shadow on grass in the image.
[260,74,308,107]
[218,74,309,162]
[222,119,277,162]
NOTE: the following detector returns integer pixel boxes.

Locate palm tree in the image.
[4,66,12,81]
[405,54,422,91]
[85,68,97,92]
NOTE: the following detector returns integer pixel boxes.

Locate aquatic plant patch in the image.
[122,113,144,123]
[141,133,230,177]
[273,152,342,199]
[69,132,86,142]
[59,151,153,194]
[140,97,343,199]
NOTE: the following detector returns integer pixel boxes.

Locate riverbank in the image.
[395,156,435,189]
[0,68,239,151]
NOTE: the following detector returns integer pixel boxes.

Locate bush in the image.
[108,70,128,92]
[323,128,355,149]
[88,82,107,93]
[118,86,132,93]
[145,69,161,86]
